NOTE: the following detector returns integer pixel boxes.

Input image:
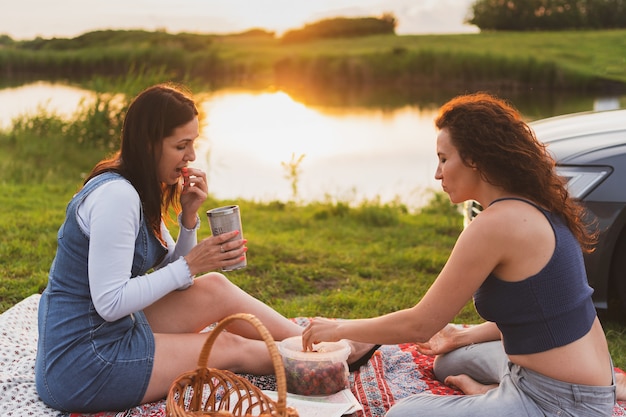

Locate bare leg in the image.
[140,272,303,403]
[142,330,276,403]
[141,272,376,402]
[444,374,498,395]
[145,272,376,360]
[346,341,379,369]
[144,272,303,339]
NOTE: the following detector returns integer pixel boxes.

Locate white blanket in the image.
[0,294,64,417]
[4,294,626,417]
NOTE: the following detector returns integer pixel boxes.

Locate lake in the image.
[1,81,624,210]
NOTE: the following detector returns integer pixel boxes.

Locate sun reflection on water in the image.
[1,82,441,209]
[199,89,439,208]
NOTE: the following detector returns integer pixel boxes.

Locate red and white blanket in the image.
[2,294,625,417]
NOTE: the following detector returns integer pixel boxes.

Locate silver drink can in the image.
[206,205,247,271]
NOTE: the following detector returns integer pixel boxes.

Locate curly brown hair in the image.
[435,92,596,252]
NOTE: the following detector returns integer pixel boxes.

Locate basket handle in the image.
[197,313,290,414]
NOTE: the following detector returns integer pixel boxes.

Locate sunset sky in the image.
[2,0,478,40]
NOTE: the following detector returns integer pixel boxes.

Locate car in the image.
[463,108,626,312]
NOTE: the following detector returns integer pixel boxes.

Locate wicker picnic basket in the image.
[166,313,299,417]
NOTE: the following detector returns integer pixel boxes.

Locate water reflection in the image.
[1,82,624,210]
[0,81,95,128]
[201,89,440,208]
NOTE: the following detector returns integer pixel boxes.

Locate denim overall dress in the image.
[35,172,167,412]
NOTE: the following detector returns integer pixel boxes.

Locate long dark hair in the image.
[435,92,596,252]
[85,83,199,239]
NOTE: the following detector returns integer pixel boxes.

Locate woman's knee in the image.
[434,341,506,385]
[193,272,235,294]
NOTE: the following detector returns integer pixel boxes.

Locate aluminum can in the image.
[206,205,246,271]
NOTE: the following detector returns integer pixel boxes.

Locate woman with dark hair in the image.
[302,92,616,416]
[34,83,377,413]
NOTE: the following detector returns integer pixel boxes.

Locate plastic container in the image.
[277,336,350,396]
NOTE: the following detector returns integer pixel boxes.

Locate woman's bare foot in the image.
[616,372,626,401]
[444,374,498,395]
[346,341,380,371]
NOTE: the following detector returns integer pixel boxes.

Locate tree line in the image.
[280,14,397,43]
[1,2,624,49]
[468,0,626,30]
[0,16,397,48]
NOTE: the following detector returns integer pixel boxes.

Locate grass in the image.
[1,45,626,369]
[2,30,626,90]
[0,181,464,318]
[2,170,626,368]
[4,178,626,370]
[199,30,626,91]
[210,29,626,83]
[0,182,77,311]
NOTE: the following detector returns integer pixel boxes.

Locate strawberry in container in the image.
[277,336,350,396]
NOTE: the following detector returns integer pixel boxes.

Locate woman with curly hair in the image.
[302,92,616,416]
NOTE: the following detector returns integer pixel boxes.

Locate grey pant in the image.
[386,342,616,417]
[434,340,508,385]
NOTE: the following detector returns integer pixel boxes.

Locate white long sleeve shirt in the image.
[76,178,197,322]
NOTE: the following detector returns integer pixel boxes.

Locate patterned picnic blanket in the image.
[2,294,625,417]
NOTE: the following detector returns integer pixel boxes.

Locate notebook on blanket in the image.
[1,294,625,417]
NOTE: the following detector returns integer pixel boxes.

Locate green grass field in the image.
[215,29,626,83]
[1,29,626,367]
[2,29,625,91]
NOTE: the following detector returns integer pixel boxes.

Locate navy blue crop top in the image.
[473,198,596,355]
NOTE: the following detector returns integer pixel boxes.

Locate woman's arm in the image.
[159,213,199,266]
[82,180,193,322]
[415,322,501,355]
[302,208,508,350]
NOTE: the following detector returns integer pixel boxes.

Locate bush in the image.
[281,15,397,43]
[468,0,626,30]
